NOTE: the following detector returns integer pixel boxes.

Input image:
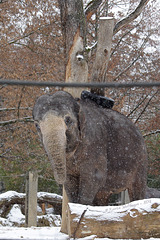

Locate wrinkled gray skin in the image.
[33,91,148,205]
[145,187,160,198]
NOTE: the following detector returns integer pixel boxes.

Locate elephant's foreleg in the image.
[78,180,101,205]
[93,190,111,206]
[64,175,79,203]
[78,169,106,205]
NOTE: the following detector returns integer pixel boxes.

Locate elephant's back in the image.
[79,99,147,169]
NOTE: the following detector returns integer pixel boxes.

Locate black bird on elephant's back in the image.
[33,91,148,205]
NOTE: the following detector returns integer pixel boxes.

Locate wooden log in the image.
[25,171,38,227]
[37,192,62,206]
[37,192,62,215]
[0,191,62,217]
[67,198,160,239]
[0,191,25,218]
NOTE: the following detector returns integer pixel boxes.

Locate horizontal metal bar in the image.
[0,79,160,88]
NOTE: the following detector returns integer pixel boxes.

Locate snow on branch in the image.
[113,0,150,35]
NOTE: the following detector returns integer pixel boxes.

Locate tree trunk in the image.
[58,0,88,98]
[91,17,114,96]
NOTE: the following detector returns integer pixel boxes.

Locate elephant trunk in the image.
[40,113,66,184]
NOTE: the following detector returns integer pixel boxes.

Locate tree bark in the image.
[91,17,114,95]
[58,0,88,98]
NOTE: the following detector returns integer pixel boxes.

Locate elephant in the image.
[33,91,148,205]
[145,187,160,199]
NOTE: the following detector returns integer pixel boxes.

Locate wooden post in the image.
[25,171,38,227]
[91,17,114,95]
[121,189,130,204]
[60,185,69,234]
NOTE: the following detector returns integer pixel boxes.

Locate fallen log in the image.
[67,198,160,239]
[37,192,62,215]
[0,191,25,217]
[0,191,62,217]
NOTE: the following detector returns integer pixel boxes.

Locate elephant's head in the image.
[33,91,81,184]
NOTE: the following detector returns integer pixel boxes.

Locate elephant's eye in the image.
[35,123,40,132]
[64,116,72,126]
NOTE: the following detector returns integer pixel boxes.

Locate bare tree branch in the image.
[111,24,139,57]
[143,130,160,137]
[127,94,148,117]
[72,208,88,239]
[135,90,159,124]
[0,22,55,47]
[85,0,102,20]
[0,0,7,3]
[0,117,33,126]
[113,34,150,81]
[113,0,150,35]
[0,107,32,112]
[17,87,25,118]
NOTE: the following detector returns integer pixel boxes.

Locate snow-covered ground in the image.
[0,227,67,240]
[0,226,159,240]
[0,192,160,239]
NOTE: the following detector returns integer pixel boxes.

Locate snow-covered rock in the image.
[7,204,25,226]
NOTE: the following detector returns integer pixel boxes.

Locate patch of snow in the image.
[7,204,25,225]
[36,10,43,18]
[76,54,84,60]
[144,46,157,54]
[0,191,25,200]
[131,28,137,34]
[0,227,68,240]
[86,42,97,51]
[91,14,96,21]
[0,217,12,227]
[100,17,114,20]
[0,226,159,240]
[37,191,62,200]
